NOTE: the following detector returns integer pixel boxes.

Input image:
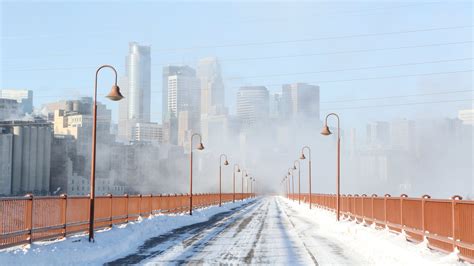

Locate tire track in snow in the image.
[243,203,270,264]
[105,200,258,265]
[278,197,360,265]
[184,199,269,264]
[275,198,319,265]
[144,199,266,264]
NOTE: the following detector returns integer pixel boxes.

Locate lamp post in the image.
[241,170,248,200]
[300,146,312,209]
[321,113,341,221]
[288,168,294,200]
[233,164,240,203]
[189,133,205,215]
[293,160,301,204]
[281,178,286,196]
[250,178,255,197]
[286,175,290,198]
[250,177,254,195]
[246,176,250,193]
[218,154,229,207]
[89,65,124,243]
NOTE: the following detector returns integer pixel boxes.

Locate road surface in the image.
[106,197,363,265]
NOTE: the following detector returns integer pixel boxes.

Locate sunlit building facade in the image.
[236,86,269,129]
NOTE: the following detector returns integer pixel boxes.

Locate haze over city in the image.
[0,1,473,265]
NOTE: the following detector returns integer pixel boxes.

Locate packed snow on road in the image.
[0,197,464,265]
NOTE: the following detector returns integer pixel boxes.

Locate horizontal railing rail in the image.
[287,193,473,263]
[0,193,254,249]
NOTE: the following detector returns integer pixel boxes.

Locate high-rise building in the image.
[458,109,474,125]
[117,76,130,141]
[162,66,195,121]
[0,120,52,195]
[236,86,269,129]
[269,93,282,119]
[0,98,20,120]
[281,83,320,120]
[197,57,225,116]
[118,42,151,141]
[52,98,112,162]
[201,105,229,147]
[390,119,416,151]
[0,89,33,114]
[126,42,151,122]
[42,97,93,121]
[366,121,390,147]
[163,66,200,145]
[132,122,163,143]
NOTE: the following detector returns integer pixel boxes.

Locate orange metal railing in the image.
[287,193,474,263]
[0,193,254,249]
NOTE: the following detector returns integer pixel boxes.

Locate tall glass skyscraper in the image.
[197,57,225,116]
[118,42,151,141]
[126,42,151,123]
[236,86,269,129]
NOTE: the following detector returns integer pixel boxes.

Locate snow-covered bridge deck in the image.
[0,197,461,265]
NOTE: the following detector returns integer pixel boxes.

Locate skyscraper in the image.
[197,57,225,116]
[236,86,269,129]
[162,66,200,145]
[281,83,320,120]
[118,42,151,141]
[366,121,390,147]
[127,42,151,122]
[0,89,33,114]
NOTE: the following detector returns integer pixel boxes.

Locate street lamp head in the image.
[293,165,297,170]
[224,160,229,166]
[106,85,124,101]
[321,124,332,136]
[245,173,248,177]
[237,168,241,172]
[197,142,205,150]
[300,153,306,160]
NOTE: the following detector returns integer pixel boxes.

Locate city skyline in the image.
[1,1,472,130]
[1,2,473,264]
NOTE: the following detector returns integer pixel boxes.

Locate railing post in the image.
[361,194,366,224]
[400,194,408,233]
[451,195,462,252]
[150,194,153,216]
[107,193,112,227]
[125,194,129,223]
[25,194,33,244]
[384,194,390,229]
[371,194,377,224]
[421,194,430,241]
[61,194,67,237]
[138,194,142,217]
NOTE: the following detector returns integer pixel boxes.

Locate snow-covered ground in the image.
[0,199,255,265]
[279,197,464,265]
[0,196,466,265]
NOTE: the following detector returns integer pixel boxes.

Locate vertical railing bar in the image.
[125,194,129,224]
[26,194,33,244]
[62,194,67,238]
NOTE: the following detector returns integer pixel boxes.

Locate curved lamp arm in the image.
[219,154,229,166]
[301,146,311,161]
[322,113,340,138]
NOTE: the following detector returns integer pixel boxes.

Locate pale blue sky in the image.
[1,1,472,128]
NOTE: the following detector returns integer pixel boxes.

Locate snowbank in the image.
[0,199,255,266]
[280,197,467,265]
